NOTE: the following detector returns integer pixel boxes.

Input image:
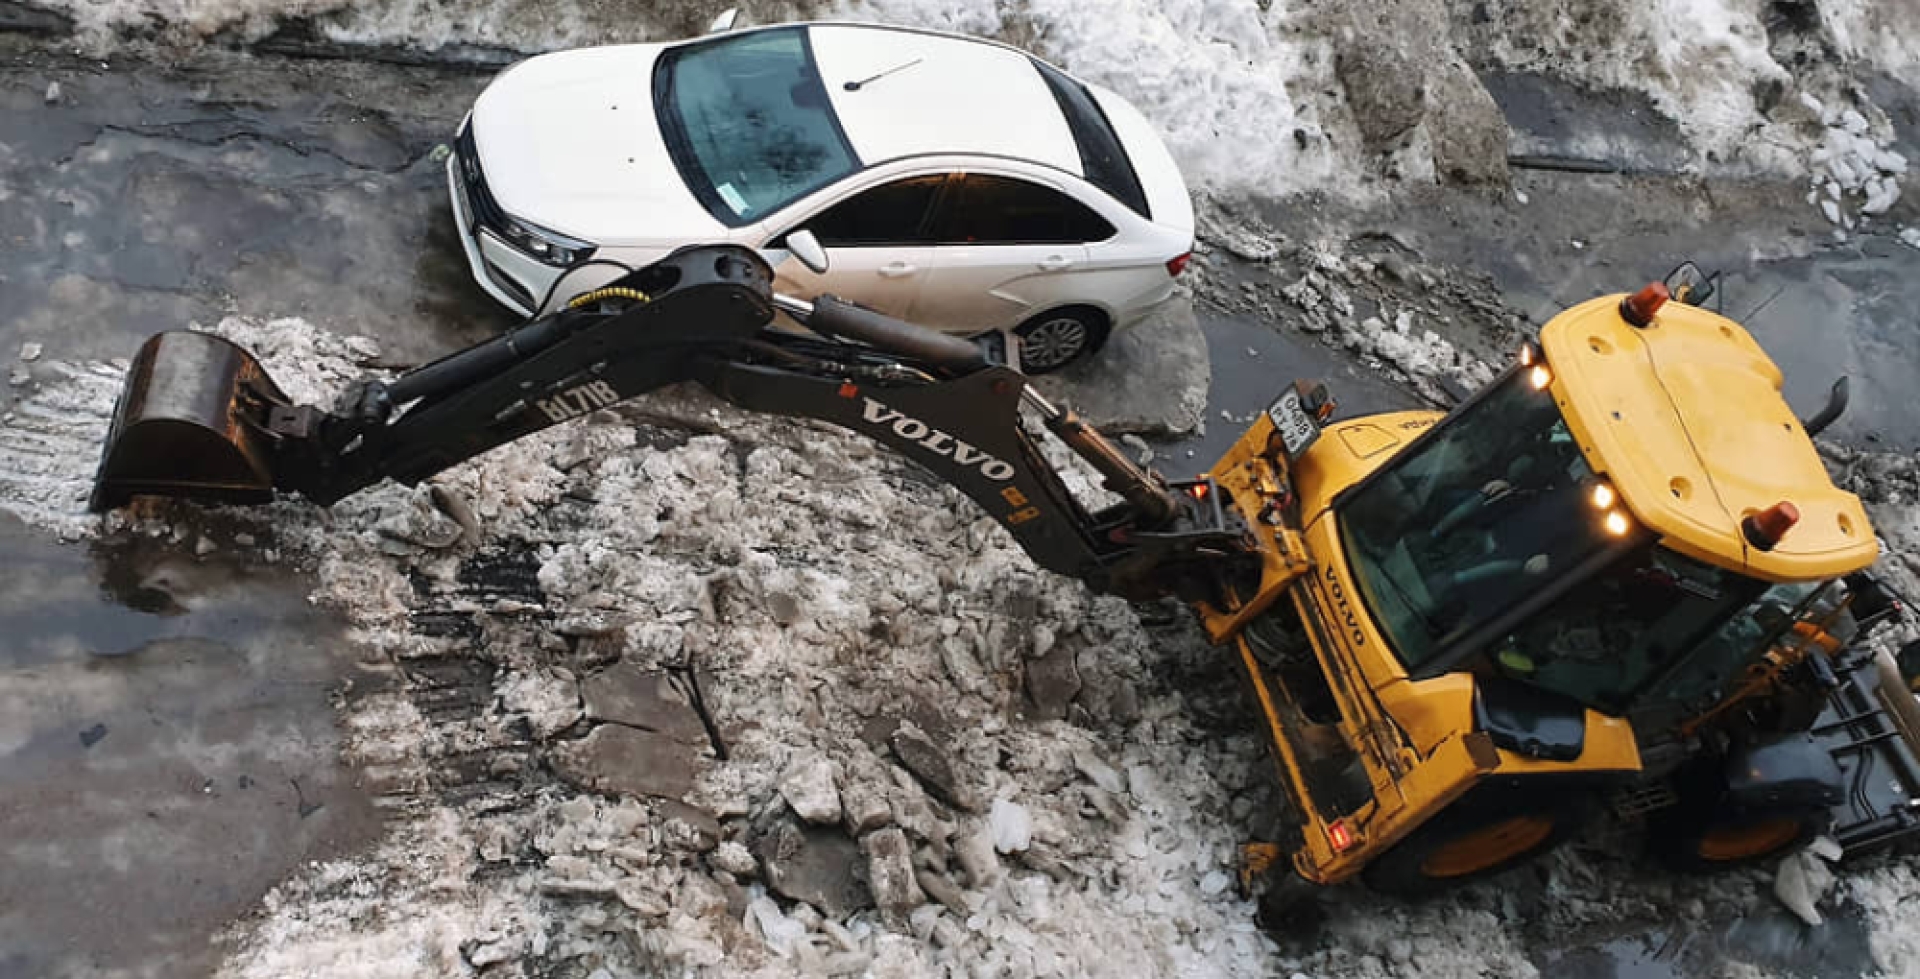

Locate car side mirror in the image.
[786,229,830,275]
[707,8,739,33]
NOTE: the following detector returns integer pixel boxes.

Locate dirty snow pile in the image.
[1824,440,1920,609]
[1185,205,1511,403]
[25,0,1920,203]
[1799,92,1910,233]
[0,315,1293,977]
[6,312,1920,976]
[216,319,1286,978]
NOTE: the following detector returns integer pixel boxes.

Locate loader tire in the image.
[1649,803,1825,873]
[1649,742,1837,874]
[1362,781,1594,898]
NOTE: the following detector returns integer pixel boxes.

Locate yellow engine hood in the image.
[1542,295,1877,581]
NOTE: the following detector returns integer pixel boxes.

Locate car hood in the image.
[469,45,732,246]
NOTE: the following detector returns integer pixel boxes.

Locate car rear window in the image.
[656,27,862,227]
[1030,59,1150,220]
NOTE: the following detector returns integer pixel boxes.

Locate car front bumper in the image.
[446,140,561,319]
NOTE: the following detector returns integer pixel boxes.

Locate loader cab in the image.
[1335,364,1793,718]
[1331,292,1879,721]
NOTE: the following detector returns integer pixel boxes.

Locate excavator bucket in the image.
[89,331,291,513]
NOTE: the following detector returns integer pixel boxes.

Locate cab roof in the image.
[805,24,1083,175]
[1543,294,1877,582]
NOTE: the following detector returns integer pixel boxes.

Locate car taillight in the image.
[1165,251,1192,277]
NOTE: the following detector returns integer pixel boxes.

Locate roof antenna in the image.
[845,58,923,91]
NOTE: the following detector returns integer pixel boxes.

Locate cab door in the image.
[907,173,1111,333]
[762,174,946,320]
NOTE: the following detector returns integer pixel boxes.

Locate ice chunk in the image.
[1821,199,1843,225]
[990,798,1032,854]
[711,840,757,877]
[1843,109,1870,134]
[1808,835,1843,862]
[1072,750,1127,795]
[779,754,843,825]
[747,896,809,956]
[1773,849,1835,926]
[1862,178,1901,216]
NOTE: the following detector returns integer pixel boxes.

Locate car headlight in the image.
[497,216,594,268]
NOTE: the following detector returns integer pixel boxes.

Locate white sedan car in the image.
[447,21,1194,372]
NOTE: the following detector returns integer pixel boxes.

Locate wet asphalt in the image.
[0,516,382,979]
[1,36,1916,979]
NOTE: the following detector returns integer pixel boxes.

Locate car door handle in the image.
[1037,255,1074,271]
[878,262,918,278]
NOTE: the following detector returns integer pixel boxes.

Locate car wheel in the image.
[1014,307,1109,374]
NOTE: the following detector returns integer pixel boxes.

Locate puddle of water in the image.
[1155,309,1421,479]
[0,514,383,979]
[1538,932,1686,979]
[1536,903,1877,979]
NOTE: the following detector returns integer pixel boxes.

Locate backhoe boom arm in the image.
[90,246,1252,598]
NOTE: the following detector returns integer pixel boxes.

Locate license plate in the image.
[1267,387,1321,457]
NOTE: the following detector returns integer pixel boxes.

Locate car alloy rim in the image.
[1023,317,1088,371]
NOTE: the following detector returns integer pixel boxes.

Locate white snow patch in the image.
[834,0,1347,197]
[988,797,1032,854]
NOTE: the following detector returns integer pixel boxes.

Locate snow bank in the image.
[23,0,1920,206]
[0,315,1289,977]
[8,317,1920,978]
[835,0,1351,196]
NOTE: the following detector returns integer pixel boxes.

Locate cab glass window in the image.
[1485,545,1769,714]
[801,176,945,246]
[1339,372,1607,673]
[931,175,1115,244]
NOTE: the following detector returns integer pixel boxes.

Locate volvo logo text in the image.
[860,398,1016,481]
[1325,566,1366,646]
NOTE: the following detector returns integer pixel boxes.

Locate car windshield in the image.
[1338,371,1611,673]
[656,27,860,226]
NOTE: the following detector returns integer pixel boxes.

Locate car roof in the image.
[802,24,1084,177]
